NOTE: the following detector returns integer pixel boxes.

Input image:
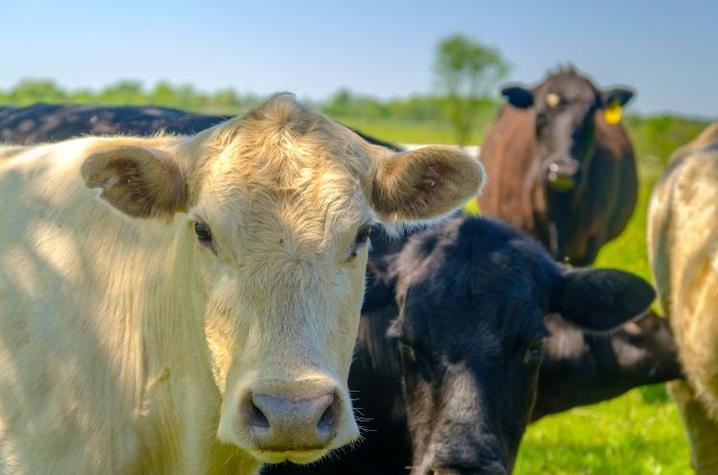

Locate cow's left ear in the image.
[81,145,187,218]
[552,268,655,332]
[601,87,635,107]
[370,146,485,223]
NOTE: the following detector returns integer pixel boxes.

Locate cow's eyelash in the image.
[347,223,373,260]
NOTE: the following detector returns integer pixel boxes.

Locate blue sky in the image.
[1,0,715,117]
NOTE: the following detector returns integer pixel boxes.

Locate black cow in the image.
[0,103,400,150]
[265,216,663,475]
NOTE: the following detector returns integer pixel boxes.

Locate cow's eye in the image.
[397,340,433,380]
[348,224,372,260]
[526,338,545,362]
[194,221,213,246]
[398,340,417,363]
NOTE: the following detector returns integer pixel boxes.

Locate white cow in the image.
[0,94,485,474]
[649,122,718,474]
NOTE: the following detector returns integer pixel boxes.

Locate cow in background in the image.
[649,122,718,474]
[478,67,637,265]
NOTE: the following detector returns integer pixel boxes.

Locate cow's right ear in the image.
[81,145,187,218]
[552,268,656,332]
[502,85,534,109]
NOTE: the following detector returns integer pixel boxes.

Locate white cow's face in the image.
[81,94,485,464]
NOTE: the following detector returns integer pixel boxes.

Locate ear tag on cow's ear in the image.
[603,99,623,125]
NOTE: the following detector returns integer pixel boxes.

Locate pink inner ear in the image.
[371,147,483,223]
[82,148,187,218]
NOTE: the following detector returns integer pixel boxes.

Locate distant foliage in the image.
[0,79,264,116]
[0,78,708,154]
[0,78,502,130]
[434,34,509,145]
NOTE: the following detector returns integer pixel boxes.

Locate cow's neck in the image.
[97,143,253,473]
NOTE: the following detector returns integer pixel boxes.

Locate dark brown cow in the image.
[478,67,637,265]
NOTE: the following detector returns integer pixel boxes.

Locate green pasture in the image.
[340,114,708,474]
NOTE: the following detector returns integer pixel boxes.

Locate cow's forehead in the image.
[194,96,375,241]
[538,72,598,101]
[393,219,559,341]
[202,95,373,185]
[194,176,370,261]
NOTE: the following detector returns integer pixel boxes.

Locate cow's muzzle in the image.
[544,157,581,191]
[242,391,339,451]
[219,376,359,464]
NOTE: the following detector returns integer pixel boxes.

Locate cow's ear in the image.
[370,146,484,223]
[553,268,655,332]
[502,85,534,108]
[81,145,187,218]
[601,87,635,107]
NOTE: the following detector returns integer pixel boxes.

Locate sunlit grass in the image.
[334,116,486,145]
[517,387,690,474]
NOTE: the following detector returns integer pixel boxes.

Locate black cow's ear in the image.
[601,87,635,107]
[553,268,655,331]
[502,85,534,109]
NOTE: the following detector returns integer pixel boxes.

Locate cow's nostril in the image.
[317,394,337,434]
[248,398,270,429]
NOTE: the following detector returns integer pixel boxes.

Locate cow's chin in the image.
[246,448,331,465]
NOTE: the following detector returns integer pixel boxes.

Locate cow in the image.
[478,67,637,265]
[648,122,718,474]
[265,215,658,475]
[0,103,401,151]
[0,94,484,474]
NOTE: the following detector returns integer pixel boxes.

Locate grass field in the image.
[339,114,709,474]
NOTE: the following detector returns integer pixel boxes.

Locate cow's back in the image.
[649,123,718,419]
[0,138,227,474]
[0,141,142,473]
[0,104,227,145]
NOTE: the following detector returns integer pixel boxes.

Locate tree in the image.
[434,34,509,146]
[98,80,145,105]
[7,79,66,105]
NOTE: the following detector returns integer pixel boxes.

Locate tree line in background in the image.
[0,36,510,145]
[0,34,708,151]
[0,80,500,143]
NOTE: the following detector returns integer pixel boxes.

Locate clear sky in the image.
[1,0,715,118]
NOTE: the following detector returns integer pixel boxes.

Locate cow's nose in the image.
[546,157,580,177]
[545,157,581,190]
[242,391,338,451]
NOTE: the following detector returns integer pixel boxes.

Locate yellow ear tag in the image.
[603,99,622,124]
